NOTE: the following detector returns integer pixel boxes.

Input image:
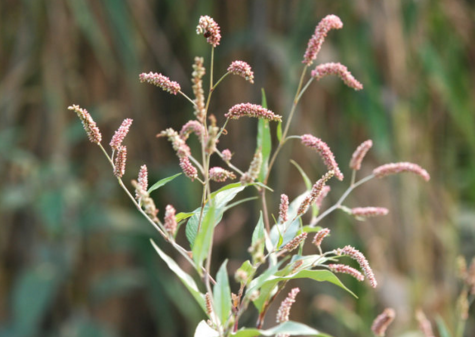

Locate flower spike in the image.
[303,15,343,66]
[228,60,254,83]
[311,62,363,90]
[373,162,430,181]
[301,134,343,180]
[349,140,373,170]
[196,15,221,47]
[68,105,102,144]
[110,118,133,150]
[139,72,181,95]
[226,103,282,122]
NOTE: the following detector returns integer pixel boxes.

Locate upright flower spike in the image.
[311,62,363,91]
[226,103,282,122]
[312,228,330,247]
[241,149,262,184]
[279,194,289,224]
[139,72,181,95]
[301,134,343,180]
[135,165,148,199]
[303,15,343,66]
[373,162,430,181]
[164,205,177,236]
[328,264,364,282]
[68,105,102,144]
[132,179,159,222]
[276,288,300,324]
[336,245,377,288]
[192,57,206,123]
[114,146,127,178]
[110,118,133,150]
[352,207,389,219]
[228,60,254,84]
[297,171,334,216]
[209,167,236,182]
[196,15,221,47]
[180,120,205,141]
[349,140,373,170]
[371,308,396,337]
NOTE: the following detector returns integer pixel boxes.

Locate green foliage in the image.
[213,261,232,326]
[232,321,332,337]
[148,173,182,194]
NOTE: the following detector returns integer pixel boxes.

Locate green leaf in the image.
[150,240,206,313]
[245,261,284,298]
[192,203,216,269]
[270,218,300,249]
[290,160,312,190]
[232,321,332,337]
[252,212,265,249]
[148,173,182,194]
[194,320,219,337]
[236,260,256,285]
[253,270,356,311]
[276,121,283,142]
[257,89,271,182]
[435,315,452,337]
[175,212,195,223]
[213,260,232,326]
[301,225,323,233]
[186,185,246,247]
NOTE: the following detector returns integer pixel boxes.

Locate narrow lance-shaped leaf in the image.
[192,202,216,269]
[213,260,232,326]
[148,173,182,194]
[257,89,271,182]
[251,212,265,257]
[232,321,332,337]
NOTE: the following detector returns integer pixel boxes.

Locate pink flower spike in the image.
[298,171,334,216]
[228,60,254,83]
[279,194,289,224]
[226,103,282,122]
[221,149,232,162]
[139,72,181,95]
[110,118,133,150]
[372,308,396,337]
[314,185,331,208]
[196,15,221,47]
[114,146,127,178]
[312,228,330,247]
[311,62,363,90]
[328,264,364,281]
[373,162,430,181]
[303,15,343,66]
[135,165,148,199]
[179,156,198,181]
[337,245,377,288]
[180,120,205,141]
[352,207,389,219]
[282,233,308,253]
[209,167,236,182]
[350,140,373,170]
[276,288,300,323]
[164,205,177,236]
[301,134,343,180]
[68,104,102,144]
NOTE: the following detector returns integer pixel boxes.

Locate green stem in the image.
[179,90,197,106]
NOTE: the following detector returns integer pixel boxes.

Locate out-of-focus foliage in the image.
[0,0,474,336]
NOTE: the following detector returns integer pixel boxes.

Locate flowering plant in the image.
[70,14,433,337]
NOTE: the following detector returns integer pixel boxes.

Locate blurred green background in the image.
[1,0,474,336]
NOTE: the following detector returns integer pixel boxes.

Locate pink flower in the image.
[221,149,232,162]
[303,15,343,66]
[282,233,308,253]
[192,57,206,123]
[228,60,254,83]
[301,135,343,180]
[349,140,373,170]
[276,288,300,323]
[179,156,198,181]
[352,207,389,218]
[312,228,330,247]
[68,105,102,144]
[279,194,289,224]
[311,62,363,90]
[328,264,364,282]
[110,118,133,150]
[373,162,430,181]
[298,171,334,216]
[160,128,199,181]
[196,15,221,47]
[372,308,396,337]
[225,103,282,122]
[180,120,205,141]
[336,245,377,288]
[209,167,236,182]
[241,149,262,184]
[164,205,177,236]
[314,185,331,208]
[114,146,127,178]
[135,165,148,199]
[139,72,181,95]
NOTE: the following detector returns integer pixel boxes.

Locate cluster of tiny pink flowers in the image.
[227,60,254,84]
[68,105,102,144]
[301,135,343,180]
[110,118,133,150]
[371,308,396,337]
[352,207,389,218]
[179,157,198,181]
[221,149,232,162]
[311,62,363,91]
[196,15,221,47]
[279,194,289,224]
[328,264,364,282]
[336,245,377,288]
[314,185,331,208]
[276,288,300,323]
[312,228,330,247]
[164,205,177,236]
[297,171,334,216]
[349,139,373,170]
[135,165,148,199]
[192,57,206,123]
[373,162,430,181]
[209,167,236,182]
[139,72,181,95]
[241,150,262,184]
[160,128,198,180]
[282,233,308,253]
[225,103,282,122]
[180,120,205,141]
[114,146,127,178]
[303,15,343,66]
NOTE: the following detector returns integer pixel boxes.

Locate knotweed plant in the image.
[70,15,431,337]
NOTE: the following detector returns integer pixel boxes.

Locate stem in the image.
[309,174,375,227]
[213,72,230,90]
[179,90,197,107]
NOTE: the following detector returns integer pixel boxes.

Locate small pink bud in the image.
[279,194,289,224]
[196,15,221,47]
[276,288,300,323]
[114,146,127,178]
[139,72,181,95]
[225,103,282,122]
[311,62,363,90]
[68,104,102,144]
[228,60,254,84]
[303,15,343,66]
[209,167,236,182]
[222,149,232,162]
[110,118,133,150]
[180,120,205,141]
[349,140,373,170]
[373,162,430,181]
[371,308,396,337]
[328,264,364,282]
[301,134,343,180]
[164,205,177,236]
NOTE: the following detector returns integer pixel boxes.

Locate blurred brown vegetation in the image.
[1,0,474,336]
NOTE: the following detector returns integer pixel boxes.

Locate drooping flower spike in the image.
[312,228,330,247]
[373,162,430,181]
[139,72,181,95]
[209,167,236,182]
[301,134,343,180]
[180,120,205,141]
[349,140,373,170]
[328,264,364,282]
[371,308,396,337]
[226,103,282,122]
[336,245,377,288]
[311,62,363,91]
[68,104,102,144]
[110,118,133,150]
[352,207,389,219]
[196,15,221,47]
[160,128,198,181]
[228,60,254,84]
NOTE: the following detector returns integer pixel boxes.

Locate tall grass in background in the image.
[0,0,474,336]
